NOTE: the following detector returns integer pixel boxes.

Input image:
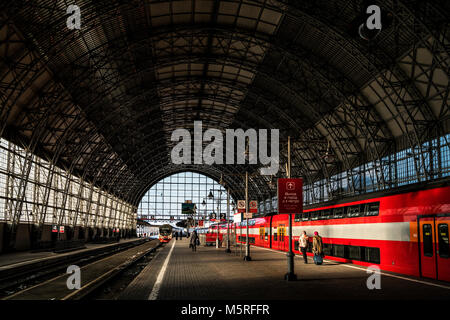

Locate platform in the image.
[121,238,450,300]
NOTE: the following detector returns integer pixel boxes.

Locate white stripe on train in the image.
[232,222,411,242]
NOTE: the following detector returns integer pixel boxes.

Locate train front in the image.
[158,224,173,243]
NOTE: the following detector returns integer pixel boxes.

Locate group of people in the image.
[174,230,200,252]
[299,231,324,264]
[174,231,183,240]
[177,229,323,259]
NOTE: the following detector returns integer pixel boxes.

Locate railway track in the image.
[1,239,161,300]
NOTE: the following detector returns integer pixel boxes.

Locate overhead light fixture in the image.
[322,141,336,164]
[208,190,214,199]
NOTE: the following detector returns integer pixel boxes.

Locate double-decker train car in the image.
[158,224,173,243]
[235,182,450,282]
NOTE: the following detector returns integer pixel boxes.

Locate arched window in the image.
[138,172,232,223]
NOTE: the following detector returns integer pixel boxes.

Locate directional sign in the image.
[237,200,246,213]
[249,200,258,213]
[277,178,303,213]
[182,203,196,214]
[243,212,253,219]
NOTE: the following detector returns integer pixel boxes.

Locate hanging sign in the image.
[277,178,303,213]
[237,200,246,213]
[243,212,253,219]
[249,200,258,213]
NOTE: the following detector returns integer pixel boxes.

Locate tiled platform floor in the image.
[120,238,450,300]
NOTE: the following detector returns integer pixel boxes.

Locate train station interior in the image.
[0,0,449,313]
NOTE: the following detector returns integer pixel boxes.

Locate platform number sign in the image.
[210,213,217,221]
[220,213,226,221]
[52,225,58,233]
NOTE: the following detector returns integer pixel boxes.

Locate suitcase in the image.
[314,254,323,265]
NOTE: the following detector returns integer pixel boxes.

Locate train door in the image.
[418,214,450,282]
[278,225,286,251]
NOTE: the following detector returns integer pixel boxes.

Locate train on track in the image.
[203,183,450,282]
[158,224,173,243]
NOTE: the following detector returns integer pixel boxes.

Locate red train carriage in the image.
[236,183,450,282]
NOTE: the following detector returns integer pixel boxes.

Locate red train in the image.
[209,183,450,282]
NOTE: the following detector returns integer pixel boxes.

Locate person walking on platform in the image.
[175,231,179,240]
[312,231,324,265]
[299,231,309,264]
[190,230,199,252]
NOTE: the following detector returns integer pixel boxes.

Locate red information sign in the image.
[277,178,303,213]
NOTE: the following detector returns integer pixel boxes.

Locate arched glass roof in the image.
[138,171,232,223]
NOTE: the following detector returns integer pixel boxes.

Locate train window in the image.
[321,209,331,220]
[348,246,361,260]
[437,224,449,258]
[265,231,268,241]
[423,224,433,257]
[365,247,380,264]
[347,205,361,217]
[333,207,344,219]
[366,202,380,216]
[260,227,265,240]
[323,243,333,256]
[311,211,319,220]
[273,232,277,241]
[302,212,310,221]
[333,245,346,258]
[279,226,285,242]
[294,213,302,222]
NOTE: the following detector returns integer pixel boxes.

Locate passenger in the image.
[299,231,309,264]
[175,231,179,240]
[312,231,324,265]
[190,231,198,252]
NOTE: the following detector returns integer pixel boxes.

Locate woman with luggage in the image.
[312,231,324,265]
